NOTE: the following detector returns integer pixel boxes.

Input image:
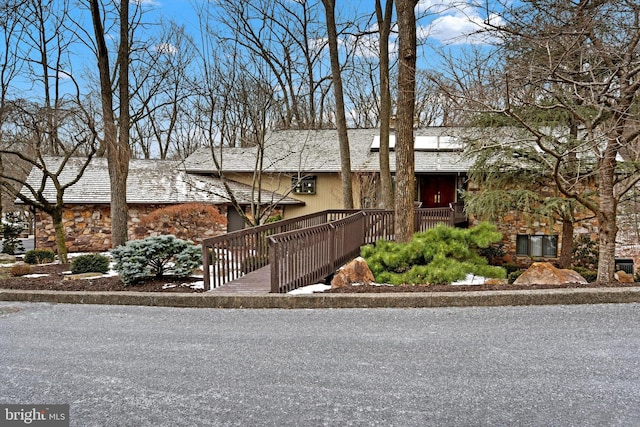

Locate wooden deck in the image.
[207,265,271,294]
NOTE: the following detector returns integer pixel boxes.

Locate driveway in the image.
[1,303,639,426]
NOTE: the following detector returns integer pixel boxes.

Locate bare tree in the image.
[394,0,418,243]
[376,0,395,210]
[87,0,133,247]
[1,100,98,262]
[322,0,354,209]
[213,0,332,130]
[0,0,103,261]
[130,21,198,160]
[0,0,26,217]
[190,13,300,227]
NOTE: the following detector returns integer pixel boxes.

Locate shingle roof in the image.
[17,157,303,206]
[183,128,474,174]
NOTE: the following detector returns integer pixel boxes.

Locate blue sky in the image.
[137,0,503,66]
[6,0,504,103]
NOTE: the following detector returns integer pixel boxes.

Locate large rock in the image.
[513,262,588,286]
[331,257,375,289]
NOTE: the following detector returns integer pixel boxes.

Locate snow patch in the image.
[288,284,331,295]
[451,274,486,286]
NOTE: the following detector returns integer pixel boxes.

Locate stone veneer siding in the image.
[35,204,228,252]
[470,212,600,267]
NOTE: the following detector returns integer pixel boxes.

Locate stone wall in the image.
[35,204,228,253]
[471,211,600,267]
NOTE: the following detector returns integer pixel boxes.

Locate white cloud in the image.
[57,70,72,80]
[155,43,178,54]
[416,0,460,15]
[130,0,159,6]
[417,1,503,45]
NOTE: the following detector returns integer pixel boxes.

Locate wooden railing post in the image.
[268,237,279,293]
[202,245,210,291]
[328,224,336,271]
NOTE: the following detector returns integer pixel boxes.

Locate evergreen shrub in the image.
[360,222,506,285]
[1,213,25,255]
[24,249,55,265]
[71,253,111,274]
[502,263,521,275]
[111,235,201,285]
[571,266,597,283]
[508,269,525,284]
[573,235,598,269]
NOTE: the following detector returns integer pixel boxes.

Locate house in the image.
[19,128,619,266]
[183,127,472,221]
[17,157,302,252]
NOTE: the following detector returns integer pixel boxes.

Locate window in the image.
[516,234,558,257]
[292,176,316,194]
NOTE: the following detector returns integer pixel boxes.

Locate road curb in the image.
[2,286,640,309]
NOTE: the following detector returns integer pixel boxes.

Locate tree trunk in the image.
[89,0,130,248]
[111,0,131,247]
[596,144,618,283]
[51,207,68,264]
[376,0,394,210]
[322,0,354,209]
[596,210,618,283]
[559,216,573,268]
[394,0,418,243]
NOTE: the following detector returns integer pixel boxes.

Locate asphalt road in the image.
[1,303,639,426]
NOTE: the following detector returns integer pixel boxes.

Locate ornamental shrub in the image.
[10,262,33,277]
[71,253,111,274]
[24,249,55,265]
[111,235,202,285]
[361,222,506,285]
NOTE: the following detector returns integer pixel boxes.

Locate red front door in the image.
[420,175,456,208]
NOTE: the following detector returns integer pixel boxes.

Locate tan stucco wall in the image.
[226,172,363,218]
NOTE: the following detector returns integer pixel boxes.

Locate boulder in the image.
[615,270,634,283]
[513,262,588,286]
[331,257,375,289]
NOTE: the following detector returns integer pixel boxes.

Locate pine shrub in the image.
[24,249,55,265]
[361,222,506,285]
[111,235,201,285]
[1,213,25,255]
[71,253,111,274]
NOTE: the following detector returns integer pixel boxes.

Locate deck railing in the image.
[202,207,455,292]
[268,211,367,293]
[201,209,361,290]
[268,207,453,293]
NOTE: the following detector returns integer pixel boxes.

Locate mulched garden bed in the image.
[1,263,638,294]
[0,263,205,293]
